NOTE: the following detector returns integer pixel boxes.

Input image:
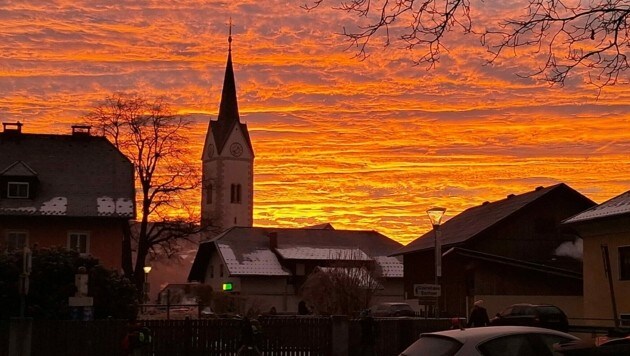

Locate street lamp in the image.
[427,207,446,317]
[143,265,152,310]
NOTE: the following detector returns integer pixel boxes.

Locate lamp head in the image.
[427,207,446,227]
[143,266,152,274]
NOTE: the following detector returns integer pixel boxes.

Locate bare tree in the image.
[300,250,382,315]
[303,0,630,88]
[85,93,203,289]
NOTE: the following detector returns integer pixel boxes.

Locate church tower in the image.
[201,31,254,231]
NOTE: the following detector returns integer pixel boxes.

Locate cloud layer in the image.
[1,1,629,244]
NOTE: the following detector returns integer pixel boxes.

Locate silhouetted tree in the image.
[85,93,207,290]
[304,0,630,89]
[300,251,382,315]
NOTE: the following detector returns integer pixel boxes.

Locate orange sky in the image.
[1,1,629,245]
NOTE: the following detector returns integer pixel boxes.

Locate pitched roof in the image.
[395,183,592,255]
[188,226,403,280]
[563,190,630,224]
[0,132,135,218]
[205,45,253,156]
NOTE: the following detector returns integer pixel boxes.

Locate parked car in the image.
[489,304,569,332]
[371,302,416,317]
[553,336,630,355]
[399,326,579,356]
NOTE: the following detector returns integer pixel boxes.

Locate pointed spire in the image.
[217,19,240,125]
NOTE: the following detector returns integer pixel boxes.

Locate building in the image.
[188,225,404,313]
[0,122,135,269]
[395,183,596,319]
[201,33,254,232]
[563,190,630,327]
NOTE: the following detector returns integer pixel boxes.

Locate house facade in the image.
[563,190,630,327]
[0,123,135,269]
[188,226,405,313]
[395,183,596,319]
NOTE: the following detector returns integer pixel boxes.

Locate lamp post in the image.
[143,265,152,312]
[427,207,446,317]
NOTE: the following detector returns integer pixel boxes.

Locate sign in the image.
[222,282,233,291]
[413,284,441,297]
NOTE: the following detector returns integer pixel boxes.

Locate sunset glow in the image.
[2,1,629,244]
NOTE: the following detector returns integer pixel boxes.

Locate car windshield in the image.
[400,335,462,356]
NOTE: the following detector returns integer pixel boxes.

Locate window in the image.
[6,231,28,252]
[620,246,630,280]
[230,184,242,204]
[7,182,29,198]
[68,232,90,255]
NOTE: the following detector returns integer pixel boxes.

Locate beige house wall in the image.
[582,230,630,326]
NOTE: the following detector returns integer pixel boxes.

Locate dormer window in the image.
[7,182,29,198]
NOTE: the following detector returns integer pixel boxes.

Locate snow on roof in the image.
[275,247,372,261]
[40,197,67,215]
[564,190,630,224]
[97,197,134,217]
[374,256,403,278]
[218,243,290,276]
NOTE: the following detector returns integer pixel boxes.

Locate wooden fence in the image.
[1,316,455,356]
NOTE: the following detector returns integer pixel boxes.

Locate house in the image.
[187,225,404,313]
[0,122,135,269]
[395,183,596,319]
[563,190,630,327]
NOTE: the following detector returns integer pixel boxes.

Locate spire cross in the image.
[228,18,233,52]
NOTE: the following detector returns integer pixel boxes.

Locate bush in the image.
[0,247,137,320]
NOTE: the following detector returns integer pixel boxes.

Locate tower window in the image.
[231,184,242,204]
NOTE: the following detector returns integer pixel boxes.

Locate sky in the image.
[1,1,629,245]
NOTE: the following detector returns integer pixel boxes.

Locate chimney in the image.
[2,121,23,134]
[268,232,278,250]
[535,186,544,191]
[71,125,91,136]
[507,194,515,199]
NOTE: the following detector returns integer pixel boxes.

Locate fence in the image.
[1,316,455,356]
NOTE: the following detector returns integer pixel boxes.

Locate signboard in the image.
[413,284,441,298]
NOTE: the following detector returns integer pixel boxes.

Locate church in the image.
[200,31,254,232]
[188,34,406,314]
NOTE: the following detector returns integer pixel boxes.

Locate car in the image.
[489,304,569,332]
[371,302,416,317]
[399,326,580,356]
[552,336,630,355]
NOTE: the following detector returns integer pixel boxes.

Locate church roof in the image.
[563,190,630,224]
[206,38,253,156]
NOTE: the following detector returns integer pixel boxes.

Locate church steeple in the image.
[217,20,239,126]
[201,22,254,233]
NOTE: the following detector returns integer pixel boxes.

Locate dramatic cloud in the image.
[1,1,629,244]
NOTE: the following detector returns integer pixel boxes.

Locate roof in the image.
[204,45,254,156]
[443,247,582,280]
[395,184,593,255]
[563,190,630,224]
[188,226,404,280]
[0,132,135,218]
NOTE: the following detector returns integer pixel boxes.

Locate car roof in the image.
[377,302,409,306]
[422,326,579,343]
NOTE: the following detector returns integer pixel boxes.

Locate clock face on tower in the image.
[230,142,243,157]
